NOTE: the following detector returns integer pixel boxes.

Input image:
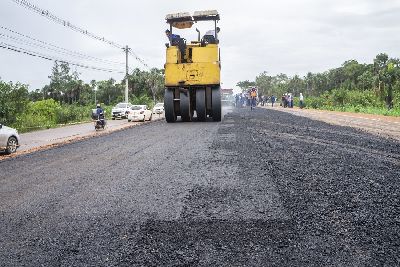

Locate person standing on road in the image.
[299,93,304,109]
[287,93,293,108]
[290,93,294,108]
[282,94,287,108]
[271,95,276,107]
[250,88,257,110]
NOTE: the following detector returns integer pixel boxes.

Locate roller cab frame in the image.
[164,10,221,122]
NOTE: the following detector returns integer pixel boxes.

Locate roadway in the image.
[0,106,399,266]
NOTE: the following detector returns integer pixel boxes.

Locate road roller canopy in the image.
[192,10,220,21]
[166,10,220,29]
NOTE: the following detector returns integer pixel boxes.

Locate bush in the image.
[13,100,102,132]
[299,88,400,116]
[331,88,348,106]
[56,105,92,124]
[14,99,60,132]
[345,90,380,107]
[0,81,29,125]
[303,96,327,109]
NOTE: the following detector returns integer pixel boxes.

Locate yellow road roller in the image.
[164,10,221,122]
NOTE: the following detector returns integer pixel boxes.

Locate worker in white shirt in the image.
[203,27,220,44]
[299,93,304,109]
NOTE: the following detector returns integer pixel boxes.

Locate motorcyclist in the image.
[96,104,105,126]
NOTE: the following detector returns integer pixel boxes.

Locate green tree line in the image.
[0,61,165,132]
[237,53,400,114]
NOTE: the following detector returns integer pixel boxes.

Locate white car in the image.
[111,102,132,119]
[127,105,153,122]
[152,103,164,114]
[0,124,20,154]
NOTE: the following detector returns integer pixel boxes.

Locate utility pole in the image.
[94,85,98,105]
[123,45,131,103]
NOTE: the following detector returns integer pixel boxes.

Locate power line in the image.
[0,41,125,74]
[0,30,126,67]
[128,50,150,70]
[11,0,150,68]
[0,25,126,66]
[11,0,122,49]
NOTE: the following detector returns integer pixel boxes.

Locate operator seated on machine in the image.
[165,29,186,62]
[202,27,220,45]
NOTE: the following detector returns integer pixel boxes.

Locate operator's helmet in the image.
[96,104,101,108]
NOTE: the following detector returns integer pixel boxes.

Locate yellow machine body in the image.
[164,10,222,122]
[165,44,220,87]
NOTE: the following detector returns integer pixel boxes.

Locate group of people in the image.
[234,92,305,109]
[258,95,277,107]
[281,93,304,109]
[281,93,293,108]
[234,93,277,108]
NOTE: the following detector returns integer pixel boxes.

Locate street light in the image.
[94,85,98,105]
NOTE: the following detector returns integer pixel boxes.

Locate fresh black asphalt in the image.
[1,107,399,266]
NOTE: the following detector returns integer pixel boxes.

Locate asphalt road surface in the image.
[18,113,165,153]
[1,107,399,266]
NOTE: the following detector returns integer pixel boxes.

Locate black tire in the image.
[196,88,206,121]
[164,89,176,123]
[212,87,221,122]
[149,114,152,121]
[180,91,192,122]
[6,137,18,154]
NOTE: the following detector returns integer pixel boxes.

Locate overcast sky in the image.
[1,0,399,91]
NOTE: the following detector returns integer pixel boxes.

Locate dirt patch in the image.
[264,106,400,140]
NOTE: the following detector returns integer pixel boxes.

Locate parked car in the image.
[152,103,164,114]
[111,102,132,119]
[127,105,152,122]
[0,124,20,154]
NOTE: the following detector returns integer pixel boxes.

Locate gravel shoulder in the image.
[0,107,399,266]
[265,106,400,140]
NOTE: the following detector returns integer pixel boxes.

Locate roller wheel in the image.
[164,89,176,123]
[180,91,192,122]
[212,87,221,122]
[196,88,206,122]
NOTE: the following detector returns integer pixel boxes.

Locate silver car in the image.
[0,124,20,154]
[152,103,164,114]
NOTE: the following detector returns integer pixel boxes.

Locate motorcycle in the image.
[92,109,106,130]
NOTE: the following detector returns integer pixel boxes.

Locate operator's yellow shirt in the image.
[250,91,257,97]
